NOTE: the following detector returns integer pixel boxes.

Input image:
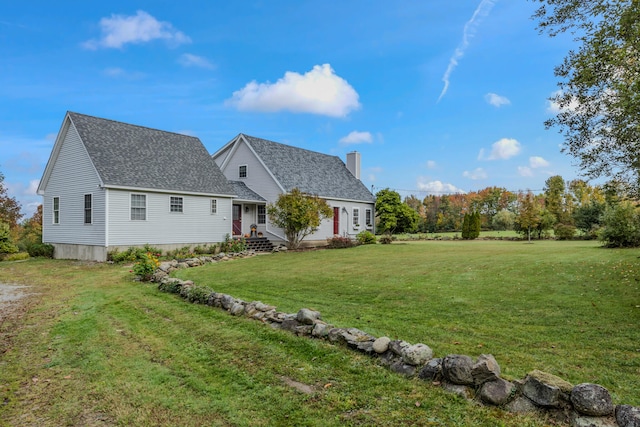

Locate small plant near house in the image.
[132,252,160,281]
[193,244,217,255]
[166,246,195,260]
[25,242,54,258]
[379,233,394,244]
[108,246,159,263]
[356,230,376,245]
[326,235,356,249]
[229,237,247,253]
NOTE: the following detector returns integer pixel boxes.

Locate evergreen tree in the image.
[461,213,470,239]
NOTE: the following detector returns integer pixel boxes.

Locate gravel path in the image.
[0,283,30,313]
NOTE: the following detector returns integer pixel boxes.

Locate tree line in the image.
[375,175,639,246]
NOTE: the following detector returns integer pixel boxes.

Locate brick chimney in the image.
[346,151,361,180]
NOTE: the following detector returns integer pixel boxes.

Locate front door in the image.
[233,204,242,235]
[333,207,340,235]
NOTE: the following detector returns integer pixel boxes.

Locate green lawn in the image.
[0,240,638,426]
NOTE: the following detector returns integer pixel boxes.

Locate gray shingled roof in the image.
[68,112,234,196]
[229,181,266,202]
[241,134,375,202]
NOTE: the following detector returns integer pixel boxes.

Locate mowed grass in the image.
[0,240,638,426]
[176,240,640,406]
[2,258,549,426]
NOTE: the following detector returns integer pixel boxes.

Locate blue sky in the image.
[1,1,579,218]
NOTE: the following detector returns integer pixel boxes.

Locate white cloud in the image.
[437,0,497,102]
[178,53,215,69]
[463,167,488,180]
[83,10,191,49]
[546,90,580,114]
[339,131,373,145]
[485,92,511,107]
[226,64,360,117]
[529,156,550,169]
[426,160,437,169]
[518,166,533,177]
[27,179,39,196]
[417,178,466,195]
[480,138,521,160]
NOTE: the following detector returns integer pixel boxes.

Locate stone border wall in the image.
[149,253,640,427]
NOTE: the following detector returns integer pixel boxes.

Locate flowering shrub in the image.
[132,252,160,281]
[326,235,356,249]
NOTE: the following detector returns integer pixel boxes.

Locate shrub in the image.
[166,246,195,260]
[554,223,577,240]
[229,238,246,253]
[4,252,29,261]
[326,235,356,249]
[182,285,213,304]
[599,201,640,247]
[0,222,18,257]
[109,247,144,263]
[356,230,376,245]
[379,233,393,244]
[26,243,54,258]
[194,244,217,255]
[132,252,160,281]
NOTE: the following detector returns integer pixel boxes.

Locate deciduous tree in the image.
[0,170,22,229]
[267,188,333,249]
[533,1,640,194]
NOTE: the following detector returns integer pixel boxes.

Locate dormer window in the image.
[239,165,247,178]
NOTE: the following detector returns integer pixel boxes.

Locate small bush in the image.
[356,230,376,245]
[326,235,356,249]
[554,223,577,240]
[132,252,160,281]
[229,238,246,253]
[182,285,213,304]
[3,252,30,261]
[194,244,217,255]
[379,234,393,244]
[25,243,54,258]
[166,246,195,260]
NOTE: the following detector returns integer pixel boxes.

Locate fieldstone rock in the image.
[389,340,410,356]
[294,325,313,336]
[207,292,223,307]
[479,378,516,406]
[401,343,433,366]
[522,370,572,408]
[442,354,475,385]
[158,261,175,272]
[220,294,236,310]
[312,322,331,338]
[372,336,391,354]
[296,308,321,325]
[327,328,375,347]
[418,358,442,381]
[441,382,474,400]
[281,318,301,332]
[151,270,168,282]
[390,361,416,377]
[571,383,614,417]
[254,302,276,312]
[505,395,540,414]
[570,413,617,427]
[176,262,189,269]
[616,405,640,427]
[377,351,400,367]
[230,302,245,316]
[472,354,501,385]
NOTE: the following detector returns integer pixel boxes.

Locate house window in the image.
[257,205,266,224]
[239,165,247,178]
[210,199,218,214]
[53,197,60,224]
[170,196,183,213]
[84,194,92,224]
[131,194,146,221]
[353,208,360,226]
[365,208,372,227]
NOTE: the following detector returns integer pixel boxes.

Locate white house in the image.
[212,134,376,245]
[37,112,235,261]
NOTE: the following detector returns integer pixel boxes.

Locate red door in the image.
[333,207,339,235]
[233,204,242,235]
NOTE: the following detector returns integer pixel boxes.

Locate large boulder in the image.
[569,413,617,427]
[442,354,475,385]
[570,383,614,417]
[479,378,516,406]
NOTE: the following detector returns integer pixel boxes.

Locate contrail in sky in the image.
[437,0,497,103]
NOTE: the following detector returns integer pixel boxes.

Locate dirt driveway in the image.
[0,283,30,311]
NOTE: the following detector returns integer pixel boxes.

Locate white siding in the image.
[41,122,106,246]
[317,199,375,239]
[106,189,233,246]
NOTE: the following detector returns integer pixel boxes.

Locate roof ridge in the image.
[67,111,201,141]
[241,133,341,160]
